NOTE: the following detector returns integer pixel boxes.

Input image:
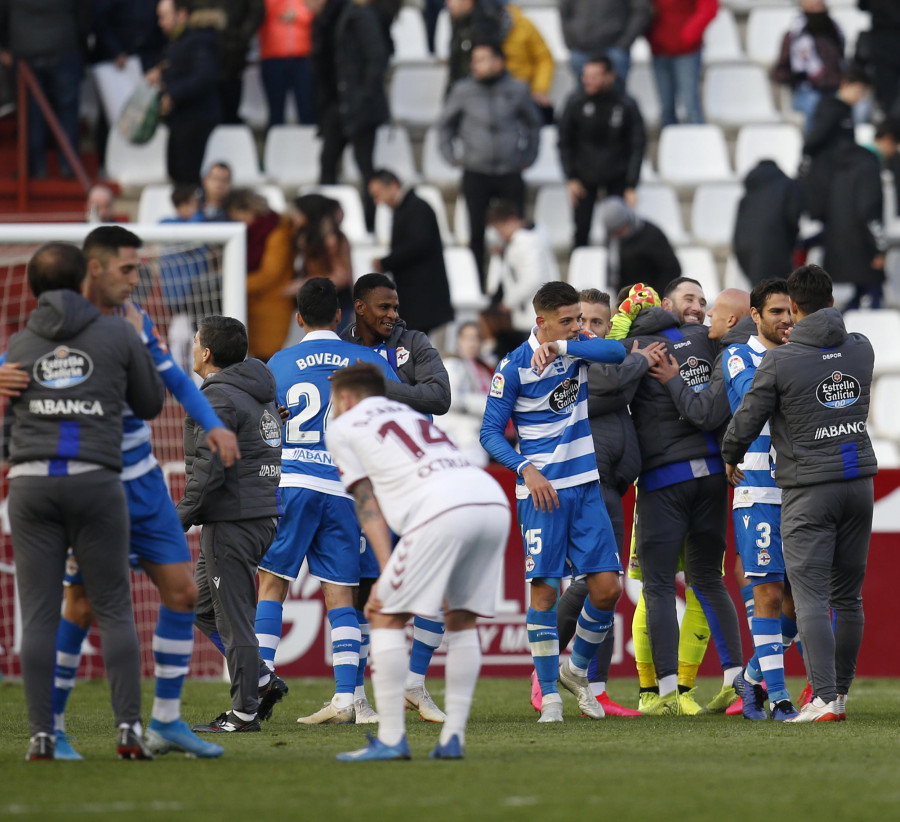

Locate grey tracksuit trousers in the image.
[193,517,278,715]
[781,477,874,703]
[10,471,141,736]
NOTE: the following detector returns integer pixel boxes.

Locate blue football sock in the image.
[407,615,444,688]
[570,601,613,675]
[52,618,89,732]
[355,609,370,694]
[751,615,789,704]
[255,599,283,674]
[151,606,194,723]
[527,607,560,696]
[328,607,361,696]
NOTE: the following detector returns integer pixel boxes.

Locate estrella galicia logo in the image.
[259,409,282,447]
[33,346,93,389]
[679,355,711,393]
[816,371,860,409]
[548,378,579,414]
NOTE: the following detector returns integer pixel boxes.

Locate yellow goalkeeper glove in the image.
[607,283,660,340]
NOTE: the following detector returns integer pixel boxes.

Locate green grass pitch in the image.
[2,676,899,822]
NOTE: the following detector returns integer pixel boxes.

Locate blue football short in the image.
[260,486,377,585]
[64,466,190,585]
[733,503,785,583]
[516,481,622,581]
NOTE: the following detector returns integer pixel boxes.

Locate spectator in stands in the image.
[478,305,528,361]
[423,0,444,54]
[871,119,900,215]
[502,4,555,123]
[801,66,870,221]
[438,41,542,287]
[558,54,645,250]
[437,322,496,466]
[224,188,295,359]
[772,0,845,132]
[259,0,315,127]
[445,0,510,91]
[858,0,900,119]
[823,142,887,309]
[0,0,90,179]
[195,0,265,124]
[290,193,354,328]
[309,0,390,232]
[166,184,204,222]
[200,161,232,220]
[596,195,681,294]
[85,184,118,223]
[485,199,558,334]
[372,0,401,56]
[647,0,717,127]
[368,169,455,339]
[560,0,651,92]
[150,0,223,186]
[733,160,804,286]
[92,0,166,71]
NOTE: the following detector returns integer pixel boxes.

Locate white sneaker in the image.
[537,696,564,723]
[558,660,604,719]
[297,699,355,725]
[354,698,379,724]
[786,696,841,723]
[405,686,446,723]
[835,693,847,720]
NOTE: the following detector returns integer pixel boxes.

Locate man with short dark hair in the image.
[201,161,232,221]
[368,169,455,337]
[183,316,283,733]
[722,264,876,722]
[481,280,629,722]
[438,41,542,285]
[8,242,164,760]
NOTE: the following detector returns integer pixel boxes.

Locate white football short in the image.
[376,501,510,619]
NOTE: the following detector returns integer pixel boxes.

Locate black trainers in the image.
[257,675,289,722]
[117,723,155,760]
[26,733,55,761]
[192,711,261,733]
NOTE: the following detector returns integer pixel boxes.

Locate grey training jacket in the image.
[178,358,282,527]
[7,289,164,472]
[721,307,876,488]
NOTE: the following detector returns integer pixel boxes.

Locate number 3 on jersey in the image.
[285,382,330,444]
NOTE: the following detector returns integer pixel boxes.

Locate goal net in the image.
[0,222,246,680]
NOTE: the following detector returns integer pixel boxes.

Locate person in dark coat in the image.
[733,160,803,286]
[445,0,510,92]
[800,67,870,220]
[151,0,223,185]
[558,54,646,249]
[858,0,900,118]
[822,143,887,309]
[368,169,455,337]
[596,196,681,294]
[92,0,165,70]
[309,0,390,230]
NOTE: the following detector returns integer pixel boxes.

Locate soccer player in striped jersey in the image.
[480,281,629,722]
[723,278,800,721]
[259,278,399,726]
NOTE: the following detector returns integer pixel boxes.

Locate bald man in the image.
[707,289,751,342]
[86,185,117,223]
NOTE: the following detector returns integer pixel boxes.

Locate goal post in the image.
[0,221,248,680]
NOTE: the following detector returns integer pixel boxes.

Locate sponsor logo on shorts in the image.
[757,548,771,566]
[33,346,93,388]
[815,372,861,408]
[679,356,711,393]
[742,514,751,529]
[490,373,505,398]
[259,409,282,447]
[814,421,866,440]
[548,378,579,414]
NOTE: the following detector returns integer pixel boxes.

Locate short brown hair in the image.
[579,288,610,308]
[533,281,580,314]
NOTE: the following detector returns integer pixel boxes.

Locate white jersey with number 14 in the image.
[325,395,506,536]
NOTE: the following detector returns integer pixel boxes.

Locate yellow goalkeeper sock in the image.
[677,586,710,689]
[632,590,657,688]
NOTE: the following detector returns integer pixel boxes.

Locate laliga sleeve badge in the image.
[490,373,505,398]
[727,355,745,379]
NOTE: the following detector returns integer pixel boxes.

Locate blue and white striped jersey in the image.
[122,307,222,481]
[480,330,626,499]
[267,330,399,498]
[723,335,781,508]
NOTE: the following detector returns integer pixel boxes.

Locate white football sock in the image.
[440,629,481,747]
[371,628,409,746]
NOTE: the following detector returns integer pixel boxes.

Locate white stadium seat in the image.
[630,36,651,65]
[723,254,752,291]
[634,184,690,246]
[202,125,265,185]
[567,247,609,292]
[746,7,795,66]
[533,184,573,251]
[872,376,900,440]
[444,247,489,314]
[453,193,470,247]
[137,184,175,223]
[735,123,803,178]
[106,125,169,187]
[703,9,745,63]
[422,126,463,188]
[658,124,733,185]
[524,7,569,62]
[832,8,871,58]
[523,125,565,186]
[350,244,388,283]
[871,437,900,469]
[703,64,780,125]
[434,8,451,61]
[342,125,418,184]
[549,63,577,118]
[298,184,371,244]
[390,64,448,126]
[391,6,431,63]
[675,246,721,299]
[263,125,321,188]
[625,63,661,129]
[690,182,743,247]
[842,310,900,376]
